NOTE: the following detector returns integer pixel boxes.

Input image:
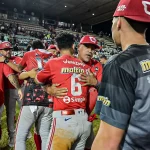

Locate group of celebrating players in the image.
[0,0,150,149]
[0,32,103,150]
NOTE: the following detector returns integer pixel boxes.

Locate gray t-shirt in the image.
[98,45,150,150]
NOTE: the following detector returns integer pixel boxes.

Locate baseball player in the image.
[0,41,24,147]
[18,44,60,150]
[0,42,23,140]
[78,35,103,113]
[34,33,92,150]
[13,40,53,150]
[32,44,61,150]
[47,45,58,57]
[77,35,103,150]
[92,0,150,149]
[45,35,103,150]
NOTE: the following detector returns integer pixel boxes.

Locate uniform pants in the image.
[15,106,53,150]
[5,89,23,139]
[46,109,92,150]
[85,125,94,149]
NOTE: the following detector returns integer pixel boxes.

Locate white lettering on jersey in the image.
[142,1,150,15]
[63,96,85,104]
[63,59,85,67]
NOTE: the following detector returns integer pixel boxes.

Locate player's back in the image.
[20,49,52,71]
[44,55,90,111]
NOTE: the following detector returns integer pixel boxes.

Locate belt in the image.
[53,109,86,117]
[61,110,75,115]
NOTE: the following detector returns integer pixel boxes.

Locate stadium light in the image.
[92,13,95,16]
[65,5,67,7]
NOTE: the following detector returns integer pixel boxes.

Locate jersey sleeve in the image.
[3,64,14,77]
[15,57,22,64]
[19,52,28,68]
[96,63,103,82]
[98,62,135,130]
[36,61,52,84]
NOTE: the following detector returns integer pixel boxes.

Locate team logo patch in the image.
[64,118,71,121]
[142,1,150,15]
[95,67,98,71]
[97,96,111,107]
[89,37,96,43]
[140,59,150,73]
[5,43,10,47]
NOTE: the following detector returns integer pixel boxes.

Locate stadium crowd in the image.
[0,0,150,150]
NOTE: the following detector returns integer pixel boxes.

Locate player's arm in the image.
[80,69,97,86]
[80,62,103,87]
[95,62,103,88]
[0,56,24,72]
[19,68,38,80]
[7,74,23,100]
[7,74,21,90]
[3,64,23,99]
[92,121,124,150]
[80,63,102,87]
[7,61,23,73]
[35,61,52,84]
[92,63,135,150]
[45,84,68,98]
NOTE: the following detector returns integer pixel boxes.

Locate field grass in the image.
[0,105,100,150]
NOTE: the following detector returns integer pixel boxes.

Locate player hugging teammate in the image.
[0,33,102,150]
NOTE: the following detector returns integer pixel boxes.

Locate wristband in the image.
[4,58,9,64]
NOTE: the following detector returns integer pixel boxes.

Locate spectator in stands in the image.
[26,40,33,51]
[99,55,107,66]
[13,43,19,51]
[1,34,4,42]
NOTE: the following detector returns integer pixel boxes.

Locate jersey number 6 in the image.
[71,73,82,96]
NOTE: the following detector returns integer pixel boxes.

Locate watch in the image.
[4,58,9,64]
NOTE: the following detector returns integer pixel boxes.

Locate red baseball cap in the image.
[47,45,57,50]
[0,41,13,50]
[79,35,99,49]
[113,0,150,22]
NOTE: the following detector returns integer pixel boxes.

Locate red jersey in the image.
[86,59,103,114]
[5,56,23,89]
[87,59,103,82]
[36,55,91,111]
[0,63,14,106]
[19,49,53,106]
[19,49,53,71]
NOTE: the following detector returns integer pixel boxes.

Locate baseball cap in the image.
[113,0,150,22]
[0,41,13,50]
[47,45,57,50]
[79,35,99,49]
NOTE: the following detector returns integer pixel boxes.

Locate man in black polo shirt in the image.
[92,0,150,150]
